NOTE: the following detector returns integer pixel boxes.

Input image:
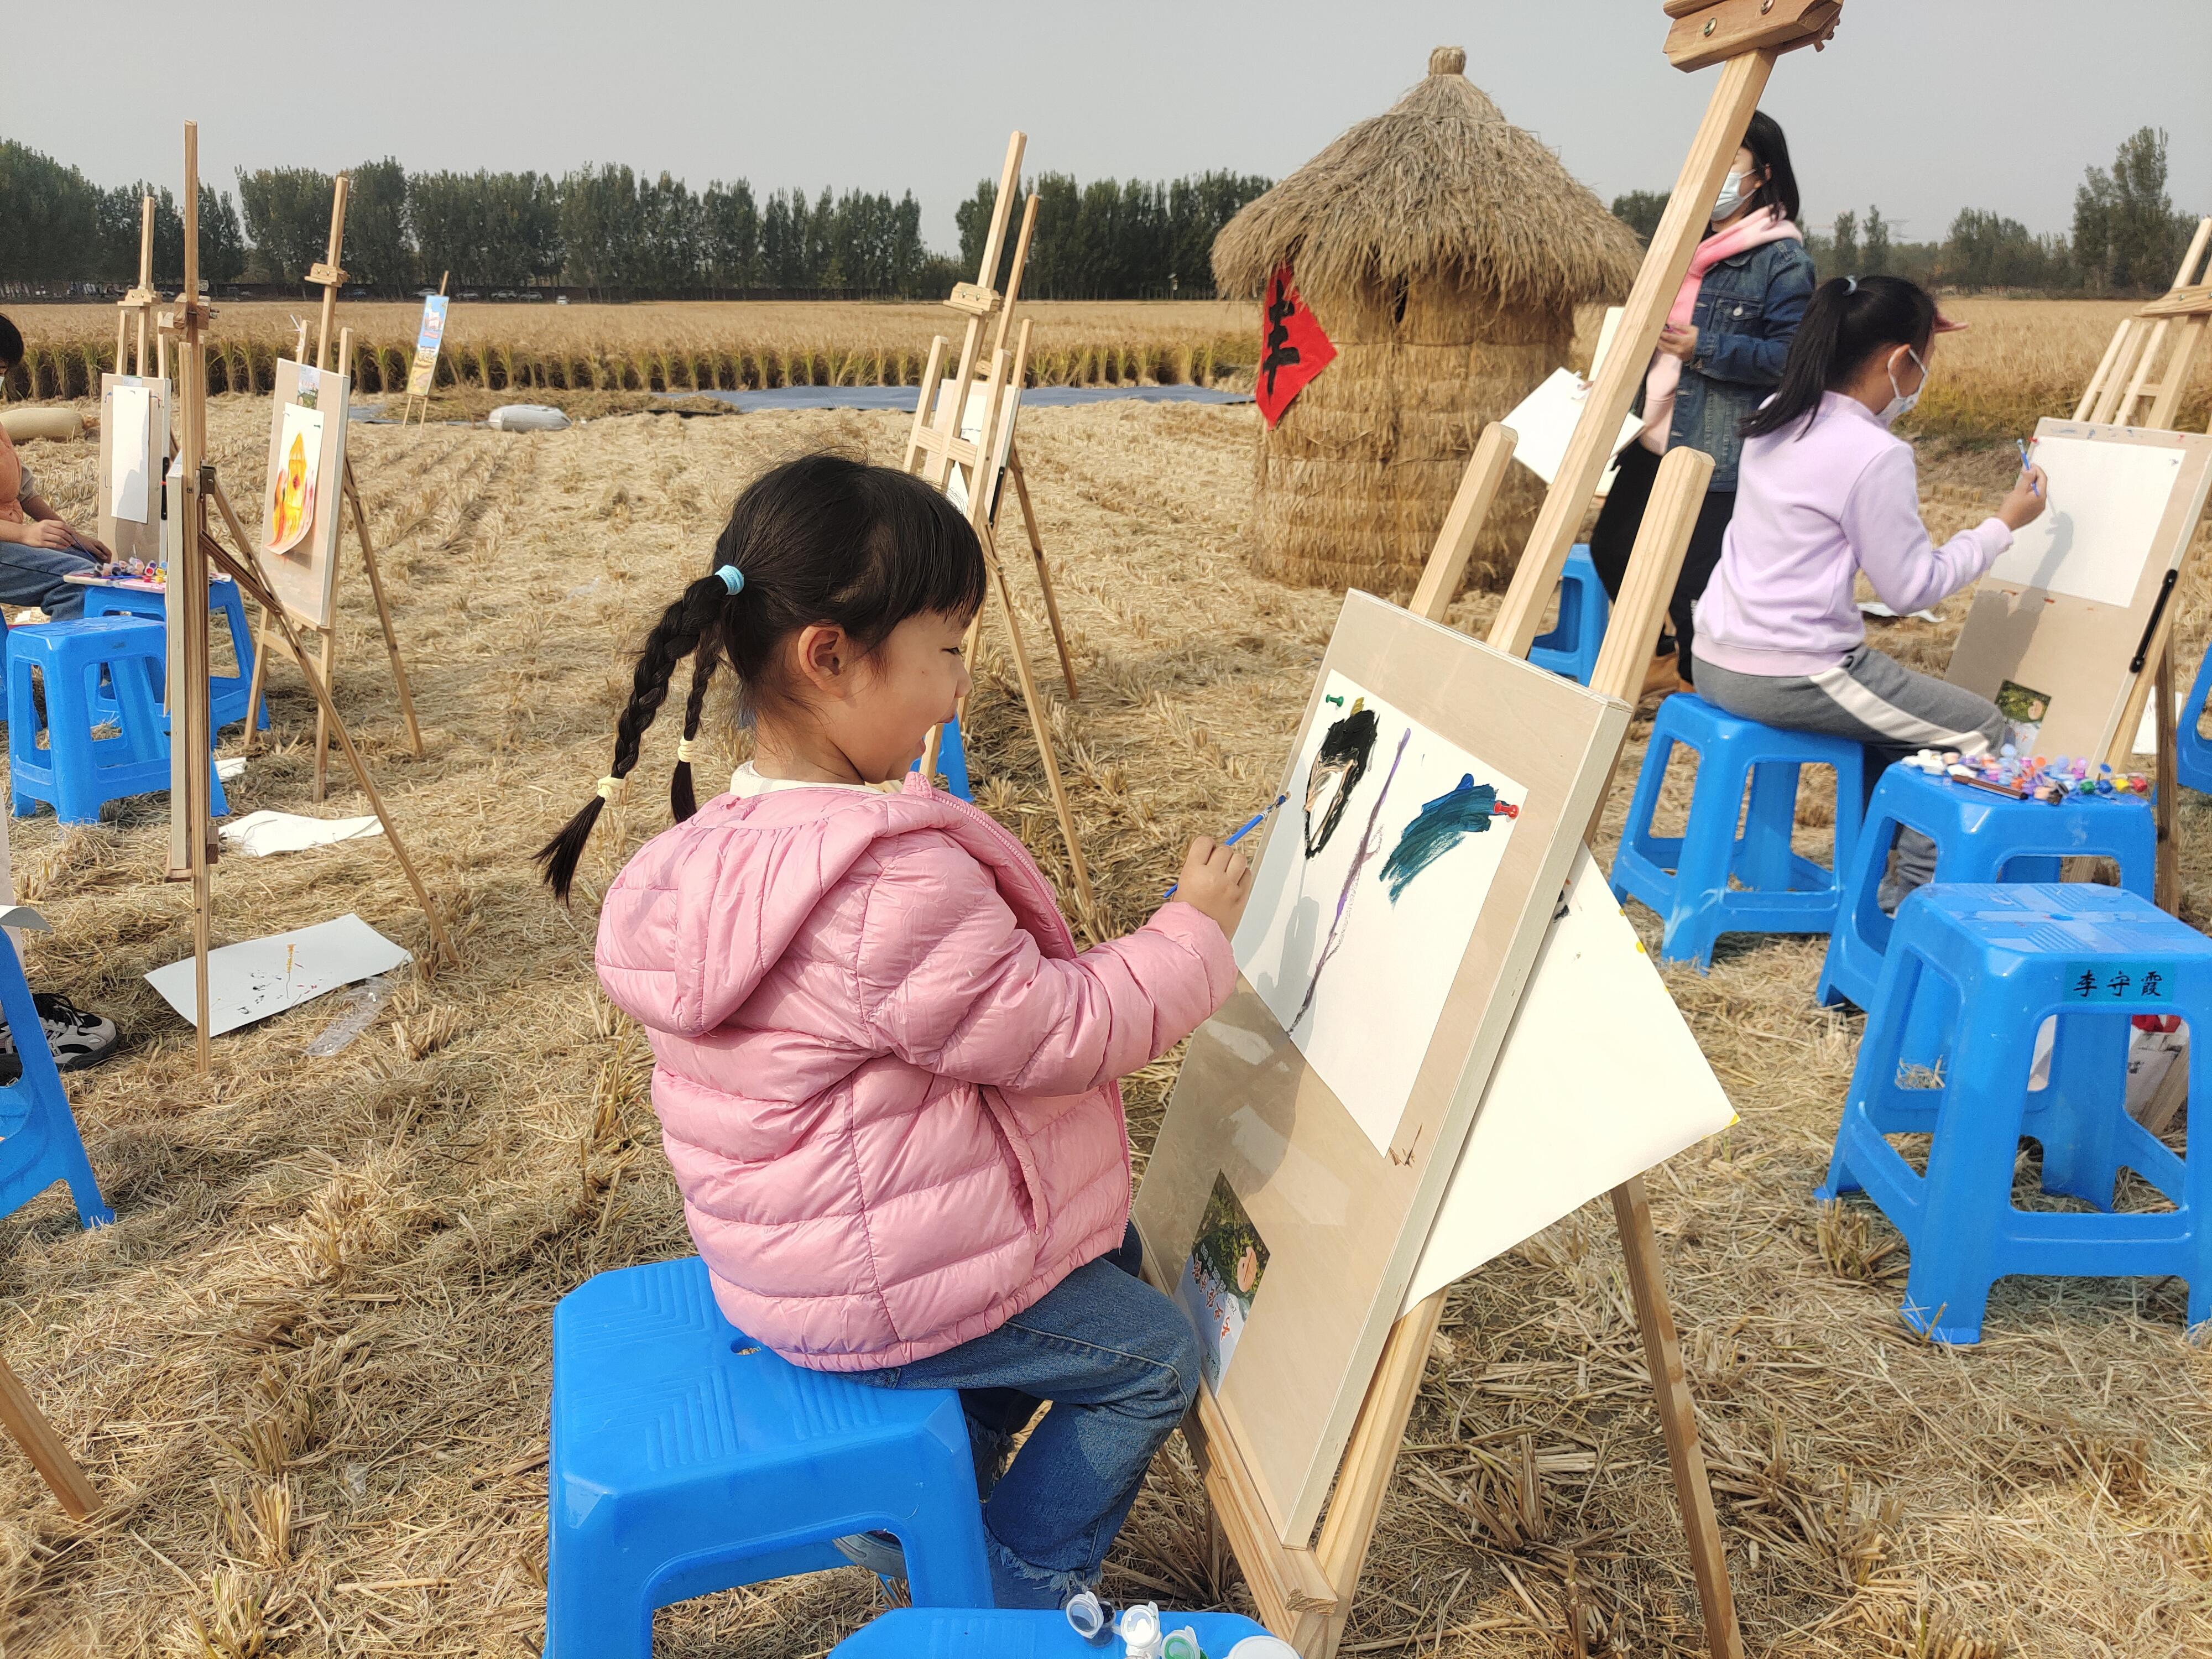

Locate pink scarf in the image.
[1639,208,1803,453]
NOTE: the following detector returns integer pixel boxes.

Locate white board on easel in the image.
[1501,309,1640,495]
[1403,847,1735,1310]
[1981,436,2185,607]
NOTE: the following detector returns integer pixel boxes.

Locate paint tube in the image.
[304,971,402,1057]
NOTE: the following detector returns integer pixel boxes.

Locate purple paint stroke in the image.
[1289,726,1411,1032]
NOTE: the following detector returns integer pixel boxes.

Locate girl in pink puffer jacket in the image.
[538,453,1251,1608]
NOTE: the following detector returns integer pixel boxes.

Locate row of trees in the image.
[0,139,1269,299]
[1609,128,2197,294]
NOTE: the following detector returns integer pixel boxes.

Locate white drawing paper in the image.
[1403,849,1736,1308]
[145,913,413,1036]
[1501,369,1641,494]
[108,383,152,524]
[1234,670,1524,1157]
[940,381,1020,516]
[219,810,385,858]
[1982,436,2184,607]
[1587,305,1626,382]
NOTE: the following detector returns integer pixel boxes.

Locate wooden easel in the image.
[239,174,426,801]
[163,122,456,1076]
[0,1354,98,1520]
[1190,8,1843,1654]
[401,272,450,429]
[2073,217,2212,912]
[904,133,1095,929]
[114,194,160,380]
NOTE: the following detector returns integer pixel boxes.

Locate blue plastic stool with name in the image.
[2177,648,2212,795]
[1817,762,2156,1013]
[1528,544,1610,687]
[1819,883,2210,1344]
[0,915,113,1232]
[83,576,267,733]
[546,1256,992,1659]
[831,1609,1280,1656]
[8,618,228,826]
[910,716,973,800]
[1610,693,1865,969]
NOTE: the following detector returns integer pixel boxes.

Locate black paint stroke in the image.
[1303,700,1378,858]
[1290,726,1410,1032]
[1378,774,1520,902]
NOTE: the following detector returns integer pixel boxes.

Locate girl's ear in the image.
[793,623,851,693]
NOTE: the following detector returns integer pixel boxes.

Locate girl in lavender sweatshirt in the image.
[1693,275,2047,909]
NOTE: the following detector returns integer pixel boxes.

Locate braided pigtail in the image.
[670,645,719,823]
[536,572,730,902]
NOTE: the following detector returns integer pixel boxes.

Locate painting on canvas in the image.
[265,402,325,556]
[1236,670,1524,1157]
[405,295,448,398]
[1174,1175,1272,1391]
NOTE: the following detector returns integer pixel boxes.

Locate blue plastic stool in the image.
[1528,545,1610,686]
[84,577,266,733]
[911,716,973,801]
[1610,693,1866,969]
[2178,648,2212,795]
[0,932,112,1232]
[831,1609,1277,1656]
[8,618,228,826]
[547,1256,993,1658]
[1817,762,2157,1011]
[1819,883,2211,1344]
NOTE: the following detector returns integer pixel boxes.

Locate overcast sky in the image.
[18,2,2209,252]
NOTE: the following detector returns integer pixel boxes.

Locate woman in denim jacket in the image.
[1589,110,1814,694]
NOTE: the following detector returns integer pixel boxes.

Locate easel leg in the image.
[343,461,426,758]
[1611,1177,1743,1659]
[243,601,274,755]
[1006,444,1078,698]
[201,532,457,968]
[980,525,1097,933]
[2156,644,2179,914]
[313,626,337,805]
[0,1355,99,1521]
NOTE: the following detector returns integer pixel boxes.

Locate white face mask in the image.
[1712,168,1753,221]
[1878,347,1927,424]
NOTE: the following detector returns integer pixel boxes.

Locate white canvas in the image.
[940,381,1020,516]
[1982,436,2185,607]
[1402,849,1736,1309]
[1233,670,1525,1157]
[1502,369,1641,494]
[145,914,413,1036]
[108,383,152,524]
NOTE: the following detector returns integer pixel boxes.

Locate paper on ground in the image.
[1859,599,1940,623]
[220,809,383,857]
[1500,370,1641,494]
[1403,848,1736,1310]
[145,913,411,1036]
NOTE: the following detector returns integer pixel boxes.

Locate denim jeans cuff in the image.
[983,1522,1095,1603]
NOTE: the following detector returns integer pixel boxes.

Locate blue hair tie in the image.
[716,565,745,596]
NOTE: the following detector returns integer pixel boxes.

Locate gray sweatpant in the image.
[1695,645,2007,904]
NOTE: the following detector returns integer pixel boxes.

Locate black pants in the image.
[1586,442,1735,686]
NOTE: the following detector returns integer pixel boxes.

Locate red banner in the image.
[1256,265,1336,428]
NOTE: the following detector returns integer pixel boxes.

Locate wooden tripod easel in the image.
[905,132,1095,929]
[164,122,456,1076]
[1188,8,1841,1655]
[401,272,451,429]
[238,173,426,802]
[2074,216,2212,912]
[115,194,160,383]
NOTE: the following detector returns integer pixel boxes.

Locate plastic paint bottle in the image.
[1117,1602,1165,1659]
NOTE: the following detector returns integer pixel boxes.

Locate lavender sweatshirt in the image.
[1694,392,2013,678]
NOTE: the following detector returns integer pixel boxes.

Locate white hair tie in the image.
[595,775,624,803]
[676,738,698,764]
[1845,275,1859,293]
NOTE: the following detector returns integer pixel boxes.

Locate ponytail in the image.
[1741,273,1938,441]
[535,451,987,905]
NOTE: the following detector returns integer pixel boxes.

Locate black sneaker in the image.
[0,993,120,1077]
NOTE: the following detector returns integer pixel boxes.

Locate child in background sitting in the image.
[541,453,1251,1608]
[1692,274,2048,911]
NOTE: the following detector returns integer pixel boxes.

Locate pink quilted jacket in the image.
[594,771,1235,1372]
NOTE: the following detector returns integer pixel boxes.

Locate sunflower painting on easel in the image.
[265,402,324,557]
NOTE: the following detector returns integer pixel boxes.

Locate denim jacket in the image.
[1650,237,1816,490]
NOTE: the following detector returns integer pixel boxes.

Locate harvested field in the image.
[1,395,2210,1658]
[0,300,1260,403]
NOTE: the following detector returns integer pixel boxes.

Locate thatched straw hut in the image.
[1213,46,1641,592]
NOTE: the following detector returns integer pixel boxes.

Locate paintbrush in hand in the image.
[1164,794,1287,899]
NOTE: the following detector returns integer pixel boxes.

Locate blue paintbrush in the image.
[1165,794,1287,899]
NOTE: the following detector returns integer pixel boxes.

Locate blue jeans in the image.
[0,540,96,619]
[852,1223,1200,1608]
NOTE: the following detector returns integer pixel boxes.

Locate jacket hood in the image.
[595,771,1074,1037]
